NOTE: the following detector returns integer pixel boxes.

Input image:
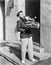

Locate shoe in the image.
[22,60,25,64]
[32,59,36,61]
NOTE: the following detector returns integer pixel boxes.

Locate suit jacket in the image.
[17,19,32,39]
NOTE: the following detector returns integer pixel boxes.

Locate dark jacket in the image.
[17,19,32,39]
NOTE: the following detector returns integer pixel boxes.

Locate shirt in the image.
[17,19,32,39]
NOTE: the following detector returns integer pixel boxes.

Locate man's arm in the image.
[25,21,40,29]
[17,21,25,32]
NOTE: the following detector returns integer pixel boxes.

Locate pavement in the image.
[0,42,51,65]
[0,42,38,65]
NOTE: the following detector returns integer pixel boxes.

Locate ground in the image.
[0,42,51,65]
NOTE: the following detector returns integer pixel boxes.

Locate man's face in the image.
[19,12,24,18]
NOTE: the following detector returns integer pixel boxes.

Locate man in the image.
[16,11,39,63]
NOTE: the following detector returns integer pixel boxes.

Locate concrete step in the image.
[0,42,51,61]
[33,45,45,54]
[33,45,51,60]
[34,52,51,60]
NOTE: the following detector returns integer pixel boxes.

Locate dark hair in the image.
[17,11,23,17]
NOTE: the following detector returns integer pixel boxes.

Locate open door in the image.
[25,0,40,45]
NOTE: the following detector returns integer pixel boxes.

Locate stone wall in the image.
[5,0,25,42]
[40,0,51,54]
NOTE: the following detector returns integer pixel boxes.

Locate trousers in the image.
[21,37,34,61]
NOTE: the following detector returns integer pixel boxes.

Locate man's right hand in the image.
[20,29,25,32]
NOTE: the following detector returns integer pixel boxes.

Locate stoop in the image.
[33,45,51,60]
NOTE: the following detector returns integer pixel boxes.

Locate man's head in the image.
[17,11,24,18]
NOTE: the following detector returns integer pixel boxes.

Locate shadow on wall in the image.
[6,0,14,17]
[0,1,5,40]
[1,1,5,40]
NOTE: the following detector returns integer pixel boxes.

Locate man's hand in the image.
[36,22,40,28]
[20,29,25,32]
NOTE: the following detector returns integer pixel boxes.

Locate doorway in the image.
[25,0,40,44]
